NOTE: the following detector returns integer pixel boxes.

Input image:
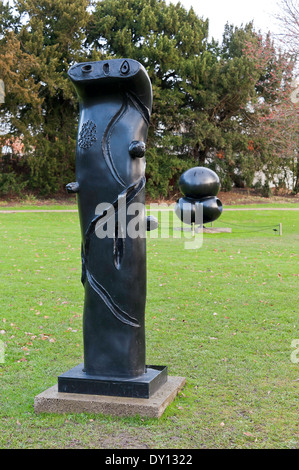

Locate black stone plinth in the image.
[58,364,167,399]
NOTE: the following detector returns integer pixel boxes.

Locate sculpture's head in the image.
[68,58,152,112]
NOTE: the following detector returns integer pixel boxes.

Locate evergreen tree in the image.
[0,1,42,194]
[0,0,90,195]
[0,0,296,197]
[87,1,296,195]
[86,0,209,197]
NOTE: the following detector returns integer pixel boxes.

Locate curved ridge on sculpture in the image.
[101,94,128,188]
[82,176,146,328]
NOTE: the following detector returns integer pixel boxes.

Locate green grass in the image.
[1,199,298,211]
[0,206,298,449]
[0,204,77,211]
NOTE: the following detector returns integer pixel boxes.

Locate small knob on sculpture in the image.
[66,182,80,193]
[129,140,146,158]
[146,215,159,231]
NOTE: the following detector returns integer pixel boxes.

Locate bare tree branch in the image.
[274,0,299,57]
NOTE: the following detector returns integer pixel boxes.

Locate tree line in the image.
[0,0,298,198]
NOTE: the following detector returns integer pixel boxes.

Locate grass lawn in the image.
[0,204,298,449]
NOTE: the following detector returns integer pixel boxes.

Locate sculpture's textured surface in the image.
[175,167,223,224]
[67,59,152,379]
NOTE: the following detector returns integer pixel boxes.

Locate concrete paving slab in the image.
[34,376,186,419]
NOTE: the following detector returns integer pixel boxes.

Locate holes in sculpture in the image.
[82,64,92,73]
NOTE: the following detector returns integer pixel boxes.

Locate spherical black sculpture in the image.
[175,167,223,225]
[179,166,220,199]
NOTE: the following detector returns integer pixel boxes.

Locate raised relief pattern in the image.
[78,120,97,149]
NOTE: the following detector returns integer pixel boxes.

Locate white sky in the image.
[168,0,282,42]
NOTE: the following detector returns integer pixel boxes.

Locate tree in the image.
[86,0,209,197]
[275,0,299,58]
[87,3,296,195]
[174,23,266,189]
[1,0,297,198]
[0,0,90,195]
[0,1,42,194]
[241,31,298,192]
[177,23,298,191]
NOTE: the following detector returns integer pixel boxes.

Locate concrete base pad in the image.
[174,226,232,233]
[34,376,186,419]
[201,227,232,233]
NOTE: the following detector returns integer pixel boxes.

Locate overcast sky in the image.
[168,0,282,42]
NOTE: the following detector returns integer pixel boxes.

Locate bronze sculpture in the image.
[175,167,223,225]
[58,58,166,398]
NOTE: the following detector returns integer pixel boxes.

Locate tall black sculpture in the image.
[58,59,166,398]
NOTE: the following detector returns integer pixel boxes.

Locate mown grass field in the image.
[0,204,298,449]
